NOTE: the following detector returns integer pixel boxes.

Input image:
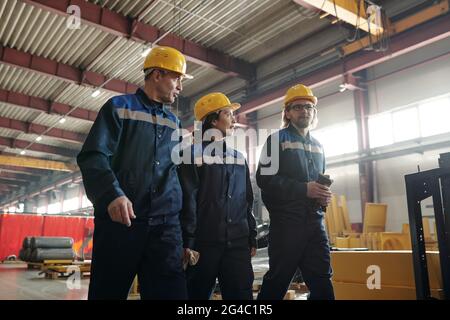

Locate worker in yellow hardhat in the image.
[281,83,318,129]
[77,46,193,299]
[194,92,240,126]
[256,84,335,300]
[178,92,257,300]
[143,46,193,103]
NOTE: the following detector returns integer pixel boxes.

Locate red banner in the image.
[0,214,94,261]
[0,214,44,260]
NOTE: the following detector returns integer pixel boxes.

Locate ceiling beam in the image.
[0,171,82,210]
[0,89,98,123]
[0,116,86,144]
[0,154,78,172]
[0,171,83,209]
[238,13,450,115]
[0,178,29,187]
[0,164,53,176]
[0,190,15,197]
[0,184,19,190]
[294,0,383,35]
[0,136,79,158]
[0,45,139,95]
[0,171,41,182]
[342,0,449,56]
[20,0,255,80]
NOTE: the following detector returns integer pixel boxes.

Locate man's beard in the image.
[292,117,311,129]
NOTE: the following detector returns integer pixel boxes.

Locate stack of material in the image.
[19,237,75,262]
[362,203,388,233]
[403,218,438,251]
[331,250,444,299]
[19,237,33,262]
[324,195,353,245]
[330,202,391,250]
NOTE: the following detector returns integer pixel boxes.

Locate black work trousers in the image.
[187,241,254,300]
[88,214,187,300]
[257,212,334,300]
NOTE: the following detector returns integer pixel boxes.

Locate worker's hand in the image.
[306,181,332,199]
[317,196,332,207]
[183,248,200,270]
[250,247,257,257]
[107,196,136,227]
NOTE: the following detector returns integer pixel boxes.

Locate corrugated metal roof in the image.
[85,35,202,90]
[90,0,151,17]
[85,37,146,85]
[1,0,219,90]
[0,102,40,121]
[31,113,93,134]
[0,127,20,139]
[0,0,115,68]
[139,0,273,52]
[53,84,117,112]
[181,66,230,97]
[0,64,67,99]
[229,15,329,62]
[383,0,430,18]
[90,0,321,61]
[0,0,327,122]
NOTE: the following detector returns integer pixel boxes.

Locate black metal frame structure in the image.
[405,152,450,299]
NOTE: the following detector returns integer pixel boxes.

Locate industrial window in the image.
[81,195,93,208]
[312,120,358,157]
[368,95,450,149]
[392,107,420,143]
[7,203,24,213]
[62,197,79,212]
[368,112,393,148]
[47,202,61,214]
[36,206,46,214]
[419,97,450,137]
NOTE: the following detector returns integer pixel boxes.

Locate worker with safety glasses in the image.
[77,46,195,300]
[178,92,257,300]
[256,84,335,300]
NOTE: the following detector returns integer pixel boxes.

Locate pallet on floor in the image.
[27,260,91,279]
[27,259,74,270]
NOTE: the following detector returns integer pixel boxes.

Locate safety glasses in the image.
[288,103,316,112]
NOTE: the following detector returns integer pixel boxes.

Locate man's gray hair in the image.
[144,68,167,79]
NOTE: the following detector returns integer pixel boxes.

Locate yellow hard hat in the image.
[143,46,193,79]
[194,92,241,121]
[284,84,317,107]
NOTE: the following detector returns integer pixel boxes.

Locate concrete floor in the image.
[0,248,307,300]
[0,263,89,300]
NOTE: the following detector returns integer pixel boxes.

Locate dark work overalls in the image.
[77,88,192,300]
[178,141,257,300]
[256,124,334,300]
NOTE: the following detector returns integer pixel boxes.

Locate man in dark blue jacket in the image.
[256,84,335,300]
[77,46,194,300]
[178,92,257,300]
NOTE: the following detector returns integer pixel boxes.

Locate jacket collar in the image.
[136,88,169,113]
[287,123,312,143]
